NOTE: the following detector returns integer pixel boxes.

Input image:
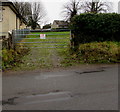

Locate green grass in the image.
[32,32,70,35]
[20,32,70,47]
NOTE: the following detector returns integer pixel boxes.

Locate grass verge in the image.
[1,47,30,71]
[59,41,120,67]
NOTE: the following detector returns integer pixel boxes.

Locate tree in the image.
[62,0,81,22]
[62,0,112,22]
[29,2,46,29]
[13,1,46,29]
[13,1,32,22]
[82,0,112,13]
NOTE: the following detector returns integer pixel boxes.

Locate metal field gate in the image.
[13,29,70,49]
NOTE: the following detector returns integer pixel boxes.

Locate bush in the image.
[1,47,30,70]
[77,41,120,63]
[70,13,120,47]
[60,41,120,65]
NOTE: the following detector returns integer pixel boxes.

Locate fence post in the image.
[12,30,15,49]
[70,30,75,49]
[8,32,12,50]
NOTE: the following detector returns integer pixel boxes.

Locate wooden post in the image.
[70,30,75,49]
[12,30,15,49]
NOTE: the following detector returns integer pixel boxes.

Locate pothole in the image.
[2,91,72,106]
[75,69,105,75]
[1,97,18,105]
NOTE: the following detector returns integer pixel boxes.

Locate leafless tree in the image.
[29,2,46,29]
[13,1,46,29]
[62,0,81,22]
[13,1,32,21]
[62,0,112,22]
[82,1,112,13]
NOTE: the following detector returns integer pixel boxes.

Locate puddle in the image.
[26,91,71,98]
[35,74,70,80]
[23,97,70,105]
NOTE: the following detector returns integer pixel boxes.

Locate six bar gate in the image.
[13,29,70,49]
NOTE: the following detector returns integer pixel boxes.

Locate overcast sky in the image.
[15,0,120,26]
[41,0,120,26]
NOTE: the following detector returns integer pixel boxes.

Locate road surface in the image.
[2,64,118,110]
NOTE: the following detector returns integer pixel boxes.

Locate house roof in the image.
[53,20,68,26]
[0,1,27,24]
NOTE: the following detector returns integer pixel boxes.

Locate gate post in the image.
[70,30,75,49]
[12,30,15,49]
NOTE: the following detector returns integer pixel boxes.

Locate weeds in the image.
[2,47,30,70]
[59,41,120,66]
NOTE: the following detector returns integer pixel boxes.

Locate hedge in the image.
[70,13,120,47]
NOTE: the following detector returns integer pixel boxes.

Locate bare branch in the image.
[82,1,112,13]
[13,1,46,29]
[62,0,81,22]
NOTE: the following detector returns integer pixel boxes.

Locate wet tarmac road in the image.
[2,64,118,110]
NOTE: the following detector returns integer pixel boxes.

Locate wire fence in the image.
[12,29,30,42]
[2,29,30,50]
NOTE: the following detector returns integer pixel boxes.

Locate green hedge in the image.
[70,13,120,46]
